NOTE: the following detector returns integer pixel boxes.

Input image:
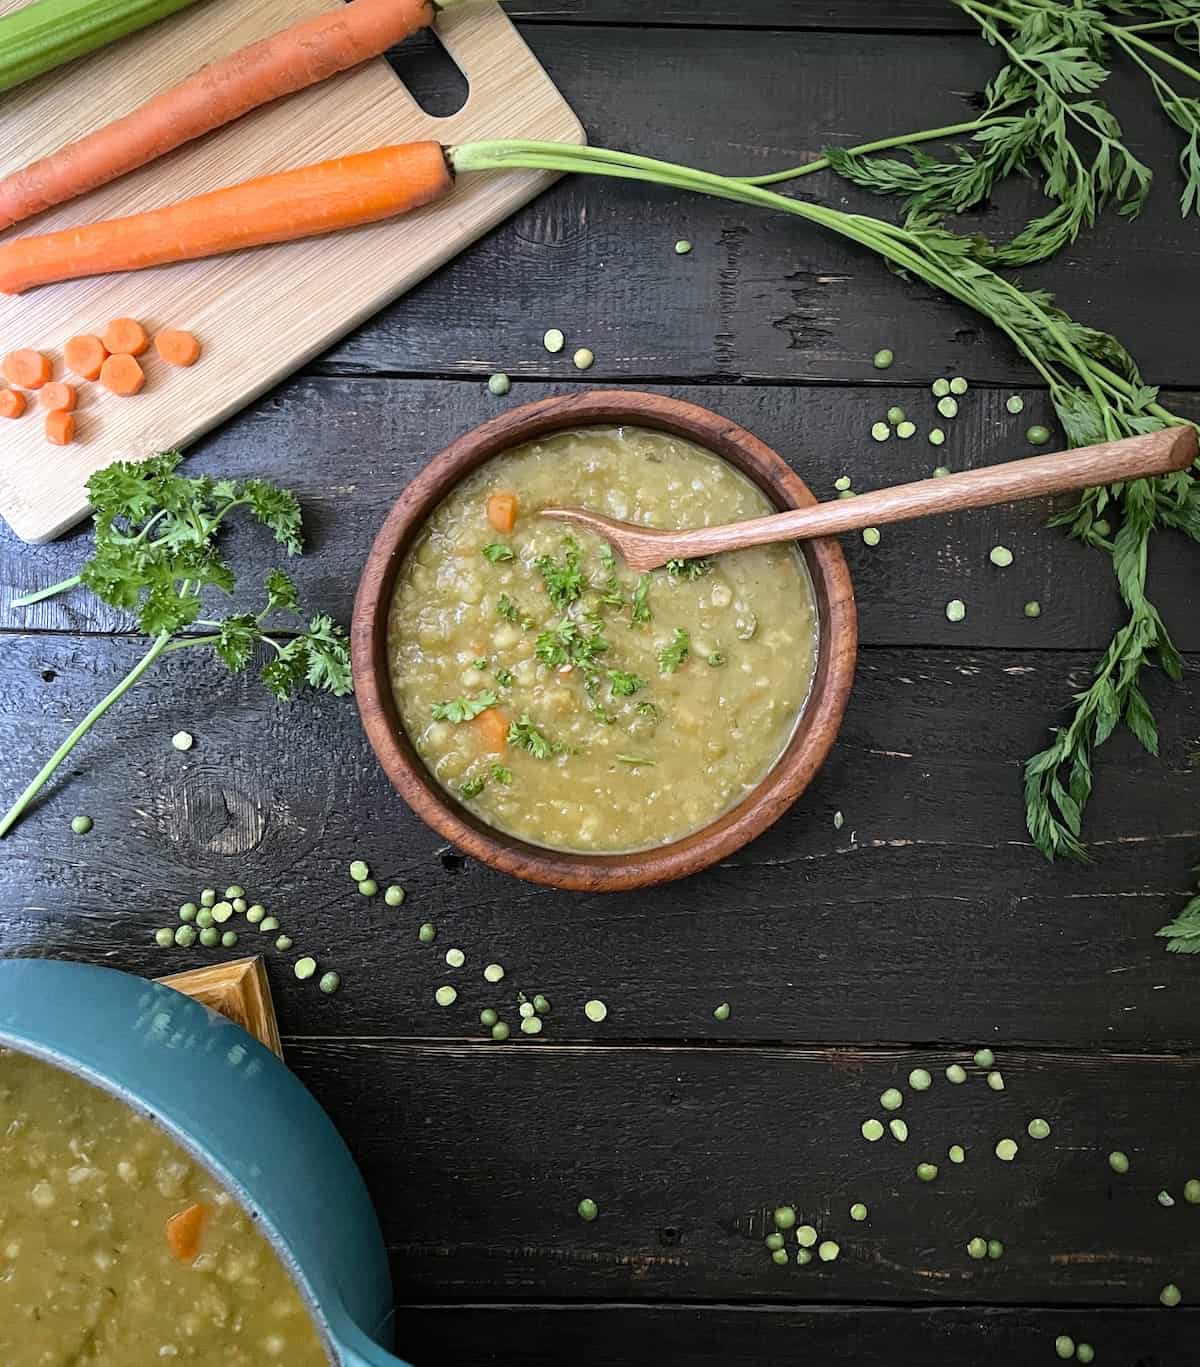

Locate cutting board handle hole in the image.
[386,28,469,119]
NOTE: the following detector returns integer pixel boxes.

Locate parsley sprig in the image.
[1,453,351,837]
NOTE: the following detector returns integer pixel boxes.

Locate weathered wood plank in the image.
[395,1303,1195,1367]
[1,633,1195,1048]
[313,25,1200,386]
[2,379,1195,653]
[505,1,966,28]
[283,1039,1200,1304]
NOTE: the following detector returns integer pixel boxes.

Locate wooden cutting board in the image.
[0,0,584,543]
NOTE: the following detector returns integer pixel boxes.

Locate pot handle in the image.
[330,1308,414,1367]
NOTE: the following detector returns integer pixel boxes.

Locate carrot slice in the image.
[99,353,145,395]
[102,317,149,356]
[39,381,76,412]
[471,707,509,753]
[44,409,75,444]
[165,1201,210,1262]
[0,388,26,418]
[0,142,453,294]
[63,334,108,380]
[154,328,201,367]
[486,493,518,534]
[0,0,439,231]
[2,348,51,388]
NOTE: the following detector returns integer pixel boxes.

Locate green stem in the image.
[1109,22,1200,87]
[11,573,82,608]
[734,114,1007,187]
[450,141,1102,408]
[0,630,172,838]
[1118,16,1197,35]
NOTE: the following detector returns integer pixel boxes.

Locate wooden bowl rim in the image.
[351,389,857,891]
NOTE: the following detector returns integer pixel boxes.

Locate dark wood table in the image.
[2,3,1198,1363]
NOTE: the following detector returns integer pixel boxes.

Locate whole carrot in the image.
[0,142,454,293]
[0,0,450,231]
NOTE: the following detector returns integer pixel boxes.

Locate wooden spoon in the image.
[540,427,1197,571]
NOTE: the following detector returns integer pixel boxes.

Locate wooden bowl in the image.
[352,391,857,891]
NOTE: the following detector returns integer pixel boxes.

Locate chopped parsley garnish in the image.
[496,593,534,629]
[459,775,487,799]
[507,714,559,759]
[495,667,514,687]
[482,543,515,563]
[593,544,626,609]
[607,669,645,697]
[707,650,726,667]
[665,557,712,580]
[616,754,656,767]
[535,537,585,611]
[491,763,513,785]
[472,657,488,671]
[658,628,690,674]
[589,701,616,725]
[534,620,608,671]
[630,574,652,625]
[431,691,497,723]
[634,700,660,720]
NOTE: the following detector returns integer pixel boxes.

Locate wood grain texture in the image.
[1,633,1195,1049]
[505,1,970,27]
[285,1038,1200,1304]
[1,378,1196,653]
[0,0,583,542]
[352,389,857,890]
[157,955,283,1057]
[305,23,1200,387]
[546,429,1200,569]
[0,5,1197,1354]
[399,1304,1194,1367]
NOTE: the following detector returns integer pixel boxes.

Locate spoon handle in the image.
[657,427,1197,557]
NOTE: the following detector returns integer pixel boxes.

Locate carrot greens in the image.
[449,134,1198,860]
[0,453,351,837]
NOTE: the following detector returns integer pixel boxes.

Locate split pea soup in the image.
[387,425,819,852]
[0,1047,328,1366]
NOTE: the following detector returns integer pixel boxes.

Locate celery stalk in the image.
[0,0,202,96]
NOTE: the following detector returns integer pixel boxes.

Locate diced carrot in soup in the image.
[486,492,518,533]
[471,707,508,753]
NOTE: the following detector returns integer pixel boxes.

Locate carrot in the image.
[154,328,201,367]
[2,349,51,388]
[471,708,509,754]
[486,493,518,534]
[44,409,75,445]
[0,142,454,294]
[165,1201,209,1262]
[0,0,444,230]
[99,353,144,396]
[38,381,76,412]
[0,388,26,419]
[63,334,108,381]
[102,317,149,357]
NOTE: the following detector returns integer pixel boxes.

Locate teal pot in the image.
[0,957,407,1367]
